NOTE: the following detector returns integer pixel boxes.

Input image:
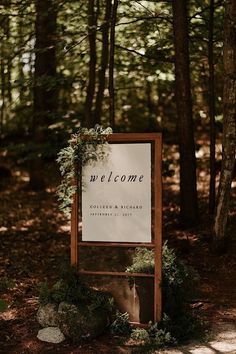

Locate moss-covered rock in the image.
[58,302,110,342]
[37,303,59,327]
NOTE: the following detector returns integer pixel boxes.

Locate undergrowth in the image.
[121,242,202,349]
[38,245,201,348]
[0,276,15,312]
[39,265,114,313]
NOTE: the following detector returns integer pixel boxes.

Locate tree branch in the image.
[116,15,172,26]
[115,43,174,63]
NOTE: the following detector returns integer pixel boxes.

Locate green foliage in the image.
[162,242,198,318]
[0,277,14,313]
[0,299,8,312]
[110,311,131,336]
[126,243,200,343]
[148,326,176,347]
[1,0,225,146]
[160,312,200,342]
[130,328,150,342]
[128,321,176,350]
[39,264,114,314]
[126,248,154,274]
[130,321,177,349]
[57,125,112,217]
[0,277,15,292]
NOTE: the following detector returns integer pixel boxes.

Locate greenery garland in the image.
[57,125,112,217]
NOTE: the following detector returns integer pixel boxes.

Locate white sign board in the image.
[82,143,152,243]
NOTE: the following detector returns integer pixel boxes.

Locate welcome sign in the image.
[82,143,152,242]
[71,133,162,323]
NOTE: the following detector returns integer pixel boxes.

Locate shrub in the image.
[39,265,114,313]
[110,311,131,336]
[148,325,177,347]
[0,277,14,313]
[0,277,15,292]
[126,242,201,343]
[0,299,8,312]
[131,328,150,342]
[161,242,198,318]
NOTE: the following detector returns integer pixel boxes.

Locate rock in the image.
[58,302,110,342]
[37,303,59,327]
[37,327,65,343]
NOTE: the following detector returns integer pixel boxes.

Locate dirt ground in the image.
[0,154,235,353]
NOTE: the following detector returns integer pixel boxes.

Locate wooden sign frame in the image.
[70,133,162,323]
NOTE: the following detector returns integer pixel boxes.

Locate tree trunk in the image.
[29,0,58,190]
[213,0,236,252]
[108,0,119,129]
[208,0,216,216]
[93,0,112,126]
[84,0,97,128]
[172,0,198,227]
[0,1,10,136]
[6,13,12,104]
[0,54,5,136]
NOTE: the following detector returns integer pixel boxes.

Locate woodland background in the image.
[1,0,235,251]
[0,0,236,352]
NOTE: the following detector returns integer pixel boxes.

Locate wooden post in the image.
[154,134,162,322]
[71,191,78,266]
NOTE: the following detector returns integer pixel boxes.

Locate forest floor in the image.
[0,143,236,354]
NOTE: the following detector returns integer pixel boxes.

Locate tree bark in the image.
[108,0,119,129]
[0,1,10,136]
[29,0,58,190]
[172,0,198,227]
[208,0,216,216]
[213,0,236,252]
[93,0,112,126]
[0,54,5,137]
[84,0,97,128]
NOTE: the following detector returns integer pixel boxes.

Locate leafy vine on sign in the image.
[57,125,112,217]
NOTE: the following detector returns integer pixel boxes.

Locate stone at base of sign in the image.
[58,302,109,342]
[37,327,65,343]
[37,303,59,327]
[36,302,110,343]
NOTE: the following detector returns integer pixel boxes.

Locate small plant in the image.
[39,264,114,314]
[0,276,15,292]
[38,282,51,305]
[110,311,131,336]
[126,248,154,274]
[129,324,177,350]
[148,320,177,347]
[0,299,8,312]
[131,328,150,343]
[0,277,15,313]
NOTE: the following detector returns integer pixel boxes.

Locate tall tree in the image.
[213,0,236,252]
[172,0,198,227]
[93,0,112,125]
[208,0,216,216]
[108,0,119,129]
[29,0,58,189]
[0,0,10,136]
[84,0,97,128]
